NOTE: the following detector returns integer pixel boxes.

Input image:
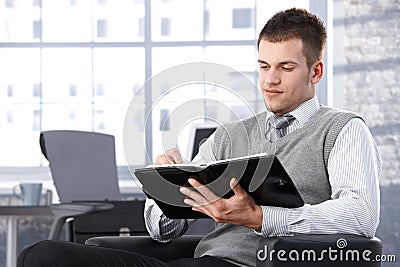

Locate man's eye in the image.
[282,66,294,72]
[260,65,270,70]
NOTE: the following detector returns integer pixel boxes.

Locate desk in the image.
[0,206,53,267]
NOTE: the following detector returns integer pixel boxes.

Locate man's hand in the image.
[155,147,184,165]
[180,178,263,231]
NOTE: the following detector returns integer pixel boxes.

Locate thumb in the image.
[230,178,246,195]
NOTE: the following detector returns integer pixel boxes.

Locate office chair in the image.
[40,130,147,243]
[84,129,382,266]
[86,124,381,266]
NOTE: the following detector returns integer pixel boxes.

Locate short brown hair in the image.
[258,8,327,68]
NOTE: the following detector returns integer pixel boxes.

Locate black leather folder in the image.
[134,155,304,219]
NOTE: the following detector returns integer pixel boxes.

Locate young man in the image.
[149,7,381,267]
[18,8,381,267]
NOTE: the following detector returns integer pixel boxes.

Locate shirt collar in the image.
[266,96,320,127]
[289,96,320,126]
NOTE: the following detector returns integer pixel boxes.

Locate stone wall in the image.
[343,0,400,266]
[344,0,400,185]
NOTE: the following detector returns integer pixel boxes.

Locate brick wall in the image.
[343,1,400,264]
[343,0,400,185]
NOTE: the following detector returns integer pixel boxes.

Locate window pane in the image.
[0,104,41,166]
[93,0,145,42]
[0,48,41,103]
[256,0,309,31]
[41,104,92,131]
[204,83,257,108]
[123,100,146,165]
[204,45,257,72]
[94,103,135,165]
[150,84,258,161]
[205,0,255,41]
[204,46,258,101]
[93,48,145,103]
[256,99,266,114]
[150,84,209,160]
[152,46,204,74]
[151,46,204,98]
[151,0,203,41]
[41,48,92,103]
[42,0,92,42]
[204,82,257,120]
[205,99,257,124]
[0,1,41,42]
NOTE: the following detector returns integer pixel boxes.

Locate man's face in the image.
[258,39,321,116]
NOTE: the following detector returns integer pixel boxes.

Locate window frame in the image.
[0,0,333,185]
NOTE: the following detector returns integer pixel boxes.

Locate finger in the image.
[164,148,184,164]
[191,206,208,215]
[186,199,213,218]
[188,178,204,187]
[183,197,202,208]
[180,186,201,200]
[230,178,246,196]
[154,148,184,165]
[180,187,207,207]
[188,178,219,203]
[154,155,170,165]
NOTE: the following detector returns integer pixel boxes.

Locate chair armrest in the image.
[48,202,114,240]
[85,235,203,261]
[256,234,382,267]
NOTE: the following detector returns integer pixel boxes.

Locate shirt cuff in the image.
[254,206,288,237]
[144,199,163,238]
[255,206,304,237]
[145,198,164,220]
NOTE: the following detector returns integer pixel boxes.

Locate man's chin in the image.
[264,100,279,113]
[264,103,287,116]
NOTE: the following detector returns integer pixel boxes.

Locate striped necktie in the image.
[266,114,295,142]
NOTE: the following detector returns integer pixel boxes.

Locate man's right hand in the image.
[154,147,184,165]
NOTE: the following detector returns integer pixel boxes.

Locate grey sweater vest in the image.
[194,106,361,267]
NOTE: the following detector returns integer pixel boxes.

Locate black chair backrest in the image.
[40,130,121,202]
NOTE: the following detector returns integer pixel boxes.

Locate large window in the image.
[1,0,323,172]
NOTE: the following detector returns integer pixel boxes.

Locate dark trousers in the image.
[17,240,238,267]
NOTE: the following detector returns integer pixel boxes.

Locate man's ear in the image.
[311,60,323,84]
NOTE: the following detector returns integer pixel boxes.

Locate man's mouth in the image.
[265,89,283,96]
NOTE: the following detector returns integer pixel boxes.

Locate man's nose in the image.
[264,70,281,85]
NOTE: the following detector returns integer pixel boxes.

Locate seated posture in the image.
[17,8,381,267]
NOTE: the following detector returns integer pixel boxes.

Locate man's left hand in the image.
[180,178,263,231]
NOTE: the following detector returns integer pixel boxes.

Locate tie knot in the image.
[265,114,295,142]
[270,114,295,130]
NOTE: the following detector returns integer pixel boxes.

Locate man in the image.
[17,8,381,267]
[148,7,381,266]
